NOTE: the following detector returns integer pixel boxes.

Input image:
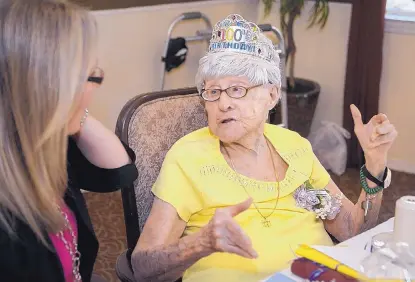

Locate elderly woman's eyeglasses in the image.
[87,67,104,85]
[200,85,262,102]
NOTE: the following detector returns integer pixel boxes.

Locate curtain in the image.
[343,0,387,168]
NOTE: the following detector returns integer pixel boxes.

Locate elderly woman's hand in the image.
[350,104,398,174]
[200,198,258,259]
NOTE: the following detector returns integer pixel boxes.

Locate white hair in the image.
[195,32,282,92]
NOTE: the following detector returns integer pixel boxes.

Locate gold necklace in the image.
[222,139,280,227]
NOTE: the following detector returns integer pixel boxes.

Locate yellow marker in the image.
[294,245,415,282]
[295,244,366,280]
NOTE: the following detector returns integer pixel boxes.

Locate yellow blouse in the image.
[152,124,334,282]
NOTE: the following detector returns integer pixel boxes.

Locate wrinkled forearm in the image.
[335,190,383,241]
[353,161,385,235]
[357,191,383,234]
[132,232,212,282]
[326,163,385,242]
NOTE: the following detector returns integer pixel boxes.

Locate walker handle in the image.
[182,12,203,20]
[258,24,272,32]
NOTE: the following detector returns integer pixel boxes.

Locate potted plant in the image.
[263,0,329,137]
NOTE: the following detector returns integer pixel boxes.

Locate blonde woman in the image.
[0,1,138,281]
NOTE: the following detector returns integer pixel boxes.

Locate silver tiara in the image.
[208,14,279,63]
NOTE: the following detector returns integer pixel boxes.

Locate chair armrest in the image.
[116,249,184,282]
[116,250,135,282]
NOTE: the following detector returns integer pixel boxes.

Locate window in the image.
[385,0,415,35]
[386,0,415,21]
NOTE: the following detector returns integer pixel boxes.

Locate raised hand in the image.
[200,198,258,259]
[350,104,398,171]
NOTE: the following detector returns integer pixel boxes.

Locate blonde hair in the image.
[0,0,97,244]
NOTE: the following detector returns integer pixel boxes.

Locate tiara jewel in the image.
[208,14,279,63]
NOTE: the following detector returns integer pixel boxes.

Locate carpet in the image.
[84,168,415,282]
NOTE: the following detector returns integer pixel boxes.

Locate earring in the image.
[80,108,89,127]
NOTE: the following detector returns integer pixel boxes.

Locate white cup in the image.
[393,196,415,249]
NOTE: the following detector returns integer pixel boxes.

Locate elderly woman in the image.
[132,14,397,282]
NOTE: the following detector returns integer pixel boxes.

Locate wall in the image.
[90,0,415,173]
[73,0,212,10]
[380,31,415,173]
[257,1,352,133]
[89,0,258,130]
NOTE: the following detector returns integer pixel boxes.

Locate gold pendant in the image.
[262,219,271,227]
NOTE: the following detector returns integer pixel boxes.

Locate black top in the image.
[0,137,138,282]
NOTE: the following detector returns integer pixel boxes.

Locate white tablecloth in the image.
[265,218,395,281]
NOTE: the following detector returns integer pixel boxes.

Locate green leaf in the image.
[262,0,330,82]
[307,0,329,29]
[262,0,275,17]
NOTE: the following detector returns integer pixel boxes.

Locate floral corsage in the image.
[293,180,343,220]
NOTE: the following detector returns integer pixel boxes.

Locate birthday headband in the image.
[208,14,279,63]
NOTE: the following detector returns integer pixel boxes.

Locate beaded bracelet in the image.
[359,167,383,195]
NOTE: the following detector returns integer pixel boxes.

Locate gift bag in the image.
[308,121,351,176]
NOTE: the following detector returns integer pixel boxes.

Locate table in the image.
[265,218,395,281]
